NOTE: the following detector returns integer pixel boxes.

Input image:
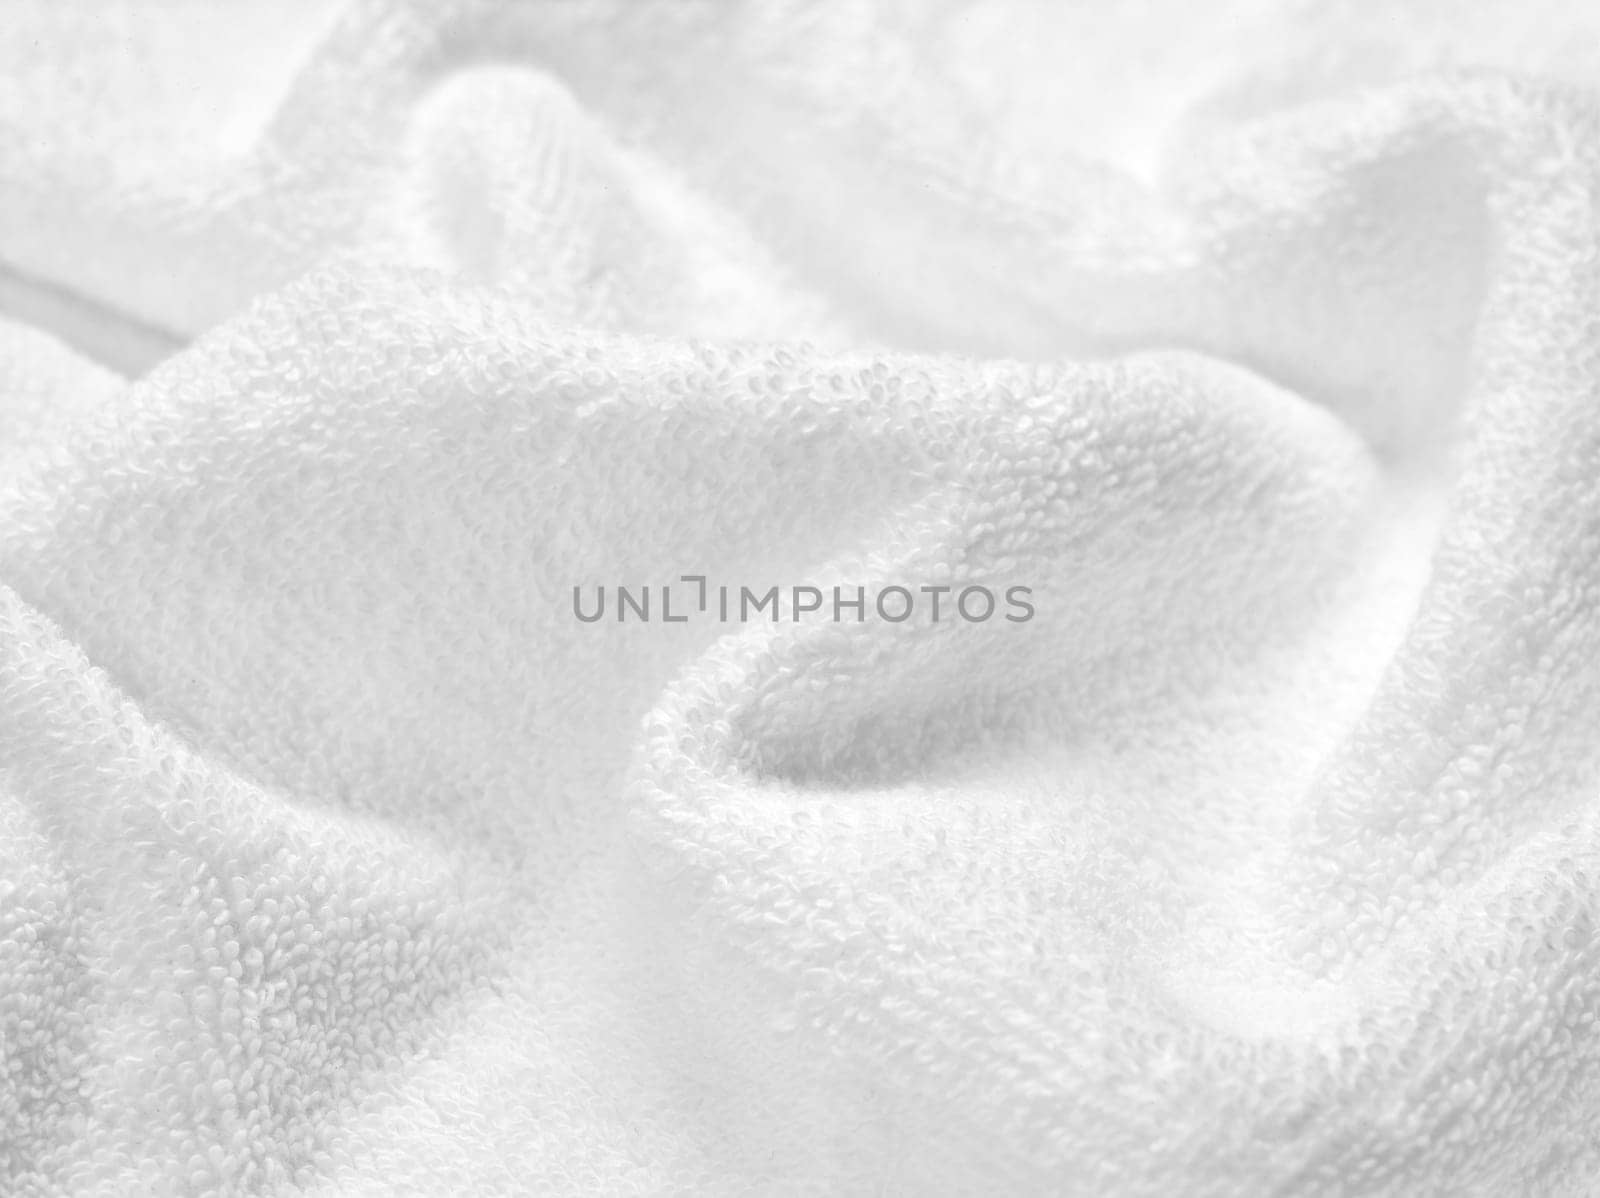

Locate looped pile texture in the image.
[5,2,1600,1194]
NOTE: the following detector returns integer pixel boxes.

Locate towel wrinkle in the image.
[8,2,1600,1195]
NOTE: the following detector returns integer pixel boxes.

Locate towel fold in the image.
[6,2,1600,1194]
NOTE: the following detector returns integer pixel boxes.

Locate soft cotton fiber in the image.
[4,1,1600,1194]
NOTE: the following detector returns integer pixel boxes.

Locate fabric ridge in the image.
[4,1,1600,1194]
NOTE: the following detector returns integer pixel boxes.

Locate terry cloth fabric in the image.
[6,1,1600,1194]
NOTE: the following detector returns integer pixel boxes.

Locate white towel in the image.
[5,2,1600,1194]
